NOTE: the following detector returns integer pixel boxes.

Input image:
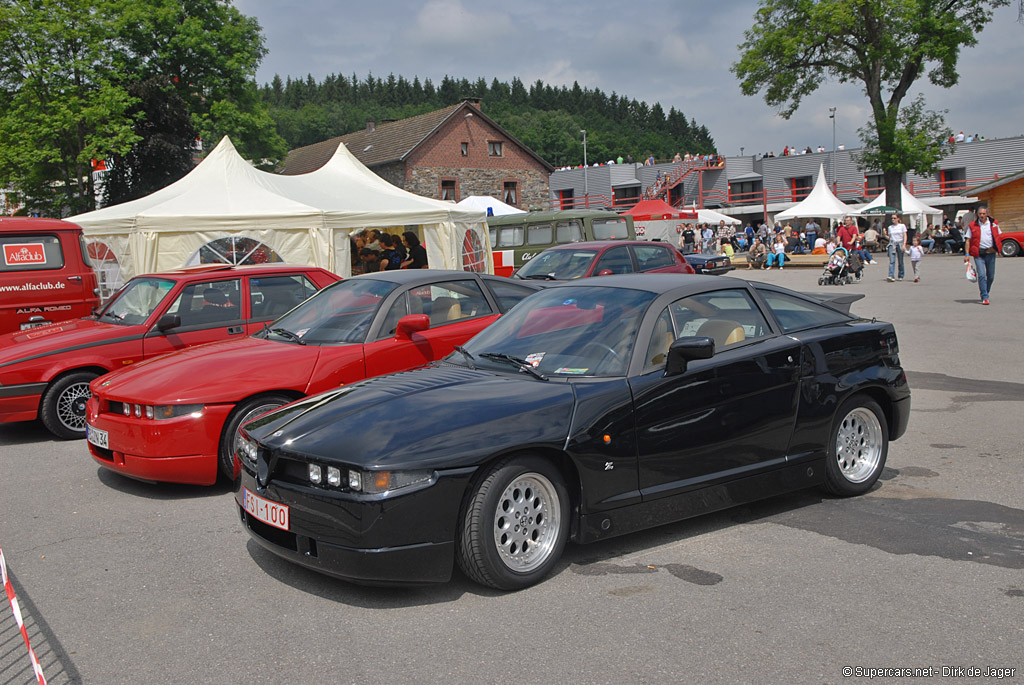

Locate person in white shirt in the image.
[906,236,925,282]
[886,213,907,281]
[964,206,1002,304]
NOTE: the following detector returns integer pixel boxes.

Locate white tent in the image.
[456,195,526,217]
[69,137,490,288]
[773,164,853,223]
[858,185,943,225]
[692,207,741,226]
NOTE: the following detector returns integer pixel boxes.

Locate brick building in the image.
[279,100,552,208]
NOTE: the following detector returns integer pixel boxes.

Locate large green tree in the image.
[0,0,138,216]
[732,0,1009,210]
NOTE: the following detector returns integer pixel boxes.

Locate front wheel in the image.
[823,395,888,497]
[457,455,570,590]
[218,393,293,479]
[1001,240,1020,258]
[40,371,99,439]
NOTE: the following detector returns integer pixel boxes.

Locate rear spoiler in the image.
[802,292,865,315]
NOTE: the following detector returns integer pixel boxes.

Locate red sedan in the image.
[0,263,338,439]
[511,240,695,281]
[85,271,539,486]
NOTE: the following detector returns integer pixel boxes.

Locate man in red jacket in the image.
[964,206,1002,305]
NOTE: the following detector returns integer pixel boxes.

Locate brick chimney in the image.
[461,97,482,112]
[366,121,375,133]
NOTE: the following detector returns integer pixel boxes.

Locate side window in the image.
[423,280,493,326]
[497,226,524,247]
[377,293,410,340]
[250,275,316,320]
[632,245,676,271]
[0,234,64,272]
[591,218,630,240]
[556,220,583,244]
[593,246,634,275]
[527,223,553,246]
[758,289,853,333]
[485,280,537,313]
[645,308,676,368]
[669,289,769,350]
[167,278,241,327]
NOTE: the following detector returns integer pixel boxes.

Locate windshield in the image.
[98,278,175,325]
[459,286,656,377]
[266,278,397,344]
[592,218,630,240]
[515,249,598,280]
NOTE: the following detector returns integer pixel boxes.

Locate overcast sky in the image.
[236,0,1024,159]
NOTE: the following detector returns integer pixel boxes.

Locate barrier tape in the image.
[0,546,47,685]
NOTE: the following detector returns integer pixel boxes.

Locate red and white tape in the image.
[1,545,47,685]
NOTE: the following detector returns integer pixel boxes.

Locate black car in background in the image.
[679,248,735,275]
[234,275,910,590]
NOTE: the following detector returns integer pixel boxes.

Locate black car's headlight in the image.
[237,433,259,462]
[307,464,435,495]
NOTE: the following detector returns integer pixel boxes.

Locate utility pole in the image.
[580,129,588,209]
[829,107,837,189]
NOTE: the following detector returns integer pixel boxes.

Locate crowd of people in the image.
[350,229,428,275]
[554,152,725,172]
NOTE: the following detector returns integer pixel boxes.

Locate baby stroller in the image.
[819,247,861,285]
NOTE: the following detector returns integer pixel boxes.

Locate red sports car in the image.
[85,271,539,485]
[511,240,695,281]
[0,263,338,439]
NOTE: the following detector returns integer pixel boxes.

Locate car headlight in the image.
[348,469,435,494]
[153,404,204,420]
[236,432,259,461]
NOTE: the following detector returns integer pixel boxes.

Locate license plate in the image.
[242,487,289,531]
[87,424,108,449]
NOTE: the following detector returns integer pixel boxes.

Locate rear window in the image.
[757,289,853,333]
[1,234,64,271]
[592,218,630,240]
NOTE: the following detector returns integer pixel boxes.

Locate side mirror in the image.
[665,336,715,376]
[596,269,614,276]
[156,313,181,333]
[395,314,430,340]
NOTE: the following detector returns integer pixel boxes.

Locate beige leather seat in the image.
[430,297,462,325]
[647,314,675,366]
[696,319,745,348]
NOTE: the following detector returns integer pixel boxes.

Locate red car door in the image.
[364,279,500,378]
[143,276,246,358]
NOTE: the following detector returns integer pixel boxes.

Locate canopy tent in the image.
[858,186,943,226]
[772,164,853,223]
[69,137,490,290]
[693,207,742,226]
[455,195,526,217]
[620,199,698,242]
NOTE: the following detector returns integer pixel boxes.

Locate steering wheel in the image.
[581,341,623,366]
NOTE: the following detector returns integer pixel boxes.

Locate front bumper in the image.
[0,382,46,423]
[234,462,475,585]
[86,397,233,485]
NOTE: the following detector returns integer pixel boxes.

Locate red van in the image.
[0,217,101,335]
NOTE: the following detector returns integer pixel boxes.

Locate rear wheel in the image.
[40,371,99,439]
[1001,240,1020,258]
[823,395,888,497]
[218,393,293,478]
[457,455,570,590]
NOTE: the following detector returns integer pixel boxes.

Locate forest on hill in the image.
[259,73,717,166]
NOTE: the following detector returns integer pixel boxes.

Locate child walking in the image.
[906,236,925,282]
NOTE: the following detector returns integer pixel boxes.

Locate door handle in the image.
[227,326,244,334]
[67,275,82,282]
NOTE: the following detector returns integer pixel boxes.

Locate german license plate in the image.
[242,487,289,531]
[87,424,108,449]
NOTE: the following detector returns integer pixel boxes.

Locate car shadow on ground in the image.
[96,467,234,500]
[244,486,838,607]
[0,420,60,446]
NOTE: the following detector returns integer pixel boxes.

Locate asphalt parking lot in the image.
[2,253,1022,684]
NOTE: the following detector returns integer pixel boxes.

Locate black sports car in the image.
[234,275,910,590]
[679,248,735,275]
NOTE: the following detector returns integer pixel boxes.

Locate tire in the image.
[40,371,99,439]
[818,277,825,286]
[822,395,888,497]
[1001,240,1020,258]
[457,454,570,590]
[218,393,293,478]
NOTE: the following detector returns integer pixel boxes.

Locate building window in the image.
[558,188,574,210]
[461,142,468,156]
[865,174,884,198]
[440,178,458,202]
[488,141,503,157]
[503,181,518,205]
[730,180,763,203]
[939,168,967,195]
[788,176,813,202]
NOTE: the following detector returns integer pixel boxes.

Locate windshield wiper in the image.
[480,352,547,381]
[523,273,557,280]
[452,345,475,369]
[270,327,306,345]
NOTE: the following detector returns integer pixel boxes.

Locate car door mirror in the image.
[156,313,181,333]
[596,269,614,276]
[665,336,715,376]
[395,314,430,340]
